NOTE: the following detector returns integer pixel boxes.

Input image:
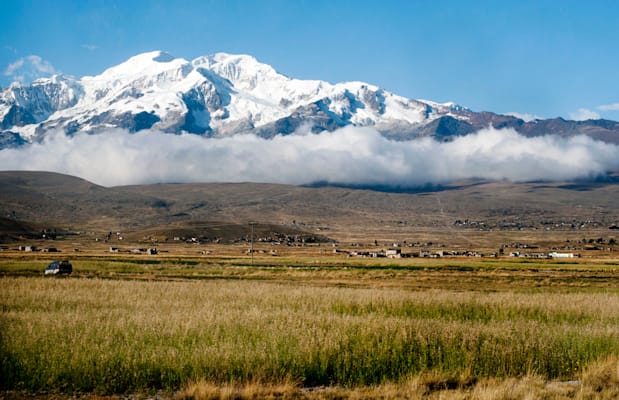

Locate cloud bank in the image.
[1,126,618,187]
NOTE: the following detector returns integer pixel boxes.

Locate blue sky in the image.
[1,0,618,121]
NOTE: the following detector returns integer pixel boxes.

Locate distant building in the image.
[549,252,574,258]
[386,249,401,258]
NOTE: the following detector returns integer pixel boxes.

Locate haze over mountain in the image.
[1,51,619,187]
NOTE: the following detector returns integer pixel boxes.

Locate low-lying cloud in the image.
[1,126,618,187]
[505,112,543,122]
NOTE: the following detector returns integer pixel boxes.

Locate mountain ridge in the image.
[1,50,618,148]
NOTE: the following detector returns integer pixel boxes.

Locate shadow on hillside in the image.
[306,171,619,194]
[303,181,489,194]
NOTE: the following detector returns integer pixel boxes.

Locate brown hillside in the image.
[1,171,618,245]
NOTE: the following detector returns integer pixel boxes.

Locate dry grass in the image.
[2,251,619,293]
[175,379,299,400]
[2,274,619,397]
[174,357,619,399]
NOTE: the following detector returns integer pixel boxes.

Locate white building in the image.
[548,252,574,258]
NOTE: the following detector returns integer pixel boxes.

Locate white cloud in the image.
[569,108,601,121]
[3,55,57,83]
[4,58,24,76]
[598,103,619,111]
[505,112,543,122]
[81,44,98,51]
[1,127,618,188]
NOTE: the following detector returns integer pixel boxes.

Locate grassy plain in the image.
[1,250,619,399]
[2,171,619,398]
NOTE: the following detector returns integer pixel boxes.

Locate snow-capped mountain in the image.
[1,50,618,149]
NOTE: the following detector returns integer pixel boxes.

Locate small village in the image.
[5,229,617,261]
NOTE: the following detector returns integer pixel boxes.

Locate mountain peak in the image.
[1,51,618,150]
[192,52,283,89]
[129,50,178,63]
[151,51,176,63]
[94,51,189,81]
[194,52,270,69]
[210,52,259,64]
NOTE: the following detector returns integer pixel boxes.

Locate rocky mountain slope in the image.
[1,50,618,148]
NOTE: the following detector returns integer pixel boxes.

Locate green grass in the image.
[1,253,617,273]
[2,276,619,394]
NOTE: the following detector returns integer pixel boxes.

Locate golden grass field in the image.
[1,244,619,399]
